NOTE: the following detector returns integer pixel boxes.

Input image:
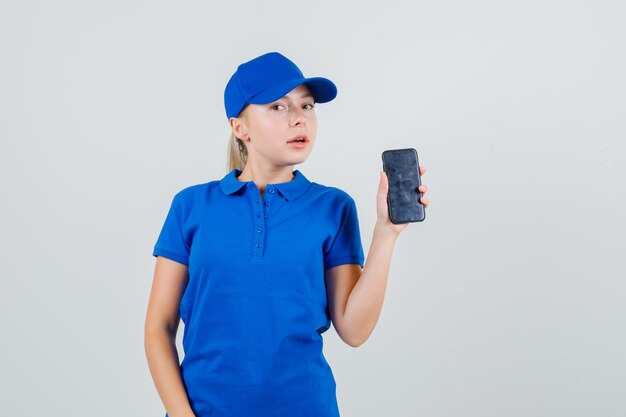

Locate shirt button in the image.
[264,201,271,206]
[257,228,263,233]
[255,242,262,248]
[269,188,275,194]
[264,213,268,218]
[257,213,261,218]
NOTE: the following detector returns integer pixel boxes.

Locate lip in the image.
[287,135,309,143]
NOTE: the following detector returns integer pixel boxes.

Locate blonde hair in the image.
[226,105,249,172]
[227,132,248,172]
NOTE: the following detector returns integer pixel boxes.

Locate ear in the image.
[229,116,248,141]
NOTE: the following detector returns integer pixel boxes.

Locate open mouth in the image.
[287,136,309,143]
[287,135,309,144]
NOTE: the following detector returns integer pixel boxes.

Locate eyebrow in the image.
[280,93,314,100]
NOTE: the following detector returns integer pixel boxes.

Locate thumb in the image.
[378,170,388,196]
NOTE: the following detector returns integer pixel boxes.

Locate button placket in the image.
[249,183,264,259]
[251,183,276,261]
[260,187,272,244]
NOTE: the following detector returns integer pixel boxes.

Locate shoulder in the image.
[173,180,215,198]
[308,181,357,206]
[168,178,221,209]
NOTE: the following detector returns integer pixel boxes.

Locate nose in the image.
[289,106,306,127]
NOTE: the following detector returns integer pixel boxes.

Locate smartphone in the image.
[381,148,425,224]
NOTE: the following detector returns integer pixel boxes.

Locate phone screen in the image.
[381,148,425,224]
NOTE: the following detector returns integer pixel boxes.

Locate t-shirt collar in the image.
[220,168,312,201]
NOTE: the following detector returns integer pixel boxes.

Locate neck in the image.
[236,165,295,185]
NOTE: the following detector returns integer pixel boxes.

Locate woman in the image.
[144,51,429,417]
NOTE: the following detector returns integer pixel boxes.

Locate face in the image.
[229,84,317,168]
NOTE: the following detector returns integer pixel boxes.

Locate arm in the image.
[325,224,398,347]
[325,168,429,347]
[144,256,196,417]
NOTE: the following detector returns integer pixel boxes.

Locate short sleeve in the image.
[323,196,365,270]
[152,192,190,266]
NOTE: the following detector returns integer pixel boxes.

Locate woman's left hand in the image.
[376,166,429,236]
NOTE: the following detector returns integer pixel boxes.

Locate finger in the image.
[419,165,426,175]
[378,171,387,193]
[420,197,429,207]
[418,184,428,193]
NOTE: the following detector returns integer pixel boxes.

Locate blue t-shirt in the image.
[152,168,365,417]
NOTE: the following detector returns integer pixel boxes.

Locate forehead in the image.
[239,84,314,118]
[280,84,313,100]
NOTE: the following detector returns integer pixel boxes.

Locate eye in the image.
[303,103,315,110]
[271,104,285,111]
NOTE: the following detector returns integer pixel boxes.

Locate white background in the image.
[1,1,624,416]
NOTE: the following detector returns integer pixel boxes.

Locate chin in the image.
[291,157,309,165]
[287,154,309,165]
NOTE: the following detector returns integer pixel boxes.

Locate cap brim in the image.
[247,77,337,105]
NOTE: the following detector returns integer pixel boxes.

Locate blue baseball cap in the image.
[224,51,337,120]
